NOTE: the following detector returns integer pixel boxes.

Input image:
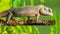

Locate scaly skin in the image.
[0,5,53,24]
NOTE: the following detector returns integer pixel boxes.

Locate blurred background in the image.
[0,0,60,34]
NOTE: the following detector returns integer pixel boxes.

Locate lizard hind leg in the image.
[6,12,13,24]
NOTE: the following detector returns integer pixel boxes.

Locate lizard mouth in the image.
[49,13,53,16]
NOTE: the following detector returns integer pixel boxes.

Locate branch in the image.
[0,19,55,26]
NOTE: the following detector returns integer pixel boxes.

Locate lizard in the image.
[0,5,53,24]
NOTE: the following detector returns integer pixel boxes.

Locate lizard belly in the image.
[15,13,36,17]
[14,11,37,16]
[25,14,36,16]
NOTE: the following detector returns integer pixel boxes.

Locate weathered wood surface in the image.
[0,19,55,26]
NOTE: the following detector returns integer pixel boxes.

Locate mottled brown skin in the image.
[0,5,53,24]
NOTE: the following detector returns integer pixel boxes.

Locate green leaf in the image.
[13,0,23,8]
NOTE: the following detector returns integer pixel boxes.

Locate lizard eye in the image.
[49,9,51,12]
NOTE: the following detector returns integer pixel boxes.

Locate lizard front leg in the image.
[35,14,40,23]
[6,11,13,24]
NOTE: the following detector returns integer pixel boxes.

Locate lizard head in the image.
[38,5,53,16]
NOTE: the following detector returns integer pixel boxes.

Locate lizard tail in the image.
[0,10,9,18]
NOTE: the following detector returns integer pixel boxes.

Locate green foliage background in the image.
[0,0,60,34]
